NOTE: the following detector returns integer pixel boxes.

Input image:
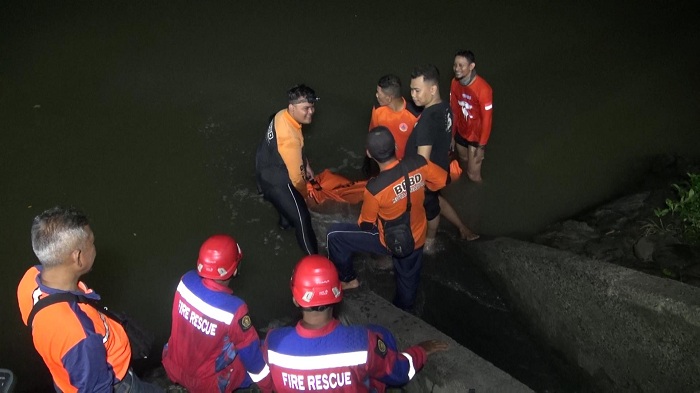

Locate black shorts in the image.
[424,189,441,221]
[454,133,479,148]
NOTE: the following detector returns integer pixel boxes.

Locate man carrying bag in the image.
[326,127,448,312]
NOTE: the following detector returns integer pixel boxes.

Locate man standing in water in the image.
[450,50,493,183]
[406,65,474,253]
[256,84,319,255]
[364,74,421,178]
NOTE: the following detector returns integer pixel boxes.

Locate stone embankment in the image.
[349,154,700,391]
[462,237,700,392]
[339,290,533,393]
[535,154,700,287]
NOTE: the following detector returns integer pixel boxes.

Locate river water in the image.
[1,1,698,391]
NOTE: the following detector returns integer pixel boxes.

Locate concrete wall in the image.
[464,238,700,392]
[340,290,533,393]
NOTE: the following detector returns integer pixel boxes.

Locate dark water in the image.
[1,1,698,391]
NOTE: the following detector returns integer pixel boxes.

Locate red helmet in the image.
[291,255,343,307]
[197,234,242,280]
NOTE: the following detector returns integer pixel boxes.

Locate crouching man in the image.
[263,255,448,392]
[162,235,273,392]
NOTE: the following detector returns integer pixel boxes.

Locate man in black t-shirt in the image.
[406,64,465,253]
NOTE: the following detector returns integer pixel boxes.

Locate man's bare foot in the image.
[459,226,480,241]
[341,279,360,290]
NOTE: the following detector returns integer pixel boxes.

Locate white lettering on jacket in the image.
[178,299,217,336]
[392,173,424,203]
[280,371,352,390]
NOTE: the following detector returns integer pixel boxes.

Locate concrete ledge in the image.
[339,289,533,393]
[465,238,700,392]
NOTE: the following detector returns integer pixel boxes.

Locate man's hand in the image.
[417,339,449,356]
[305,161,315,181]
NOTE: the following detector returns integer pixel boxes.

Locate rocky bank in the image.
[534,154,700,287]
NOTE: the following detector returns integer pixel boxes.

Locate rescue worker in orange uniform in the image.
[327,127,448,311]
[363,74,421,178]
[263,255,448,392]
[162,234,273,392]
[17,206,163,393]
[255,84,319,255]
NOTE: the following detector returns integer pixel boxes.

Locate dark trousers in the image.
[113,369,164,393]
[54,369,162,393]
[326,223,424,311]
[263,183,318,255]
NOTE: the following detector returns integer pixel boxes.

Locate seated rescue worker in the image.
[326,127,448,311]
[17,206,163,392]
[263,255,448,392]
[162,234,273,393]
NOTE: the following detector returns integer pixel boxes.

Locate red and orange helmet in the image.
[291,255,343,307]
[197,234,242,280]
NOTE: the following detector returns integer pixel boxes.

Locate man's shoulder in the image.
[180,273,240,305]
[17,265,40,288]
[265,325,297,344]
[367,168,401,195]
[451,78,467,92]
[367,158,425,195]
[273,108,287,120]
[32,301,94,347]
[418,102,449,125]
[273,109,297,133]
[402,154,428,170]
[474,75,493,93]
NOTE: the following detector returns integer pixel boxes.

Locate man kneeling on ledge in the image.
[326,127,448,312]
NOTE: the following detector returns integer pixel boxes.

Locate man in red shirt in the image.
[450,50,494,183]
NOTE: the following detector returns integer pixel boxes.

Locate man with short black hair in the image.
[406,65,455,253]
[17,206,163,393]
[369,75,421,161]
[451,50,493,183]
[255,84,320,255]
[326,127,447,311]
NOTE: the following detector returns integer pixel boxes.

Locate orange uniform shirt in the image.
[359,155,447,248]
[17,266,131,393]
[450,75,493,145]
[368,98,420,160]
[274,109,308,195]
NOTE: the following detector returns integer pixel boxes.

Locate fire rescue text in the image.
[178,299,217,336]
[281,371,353,390]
